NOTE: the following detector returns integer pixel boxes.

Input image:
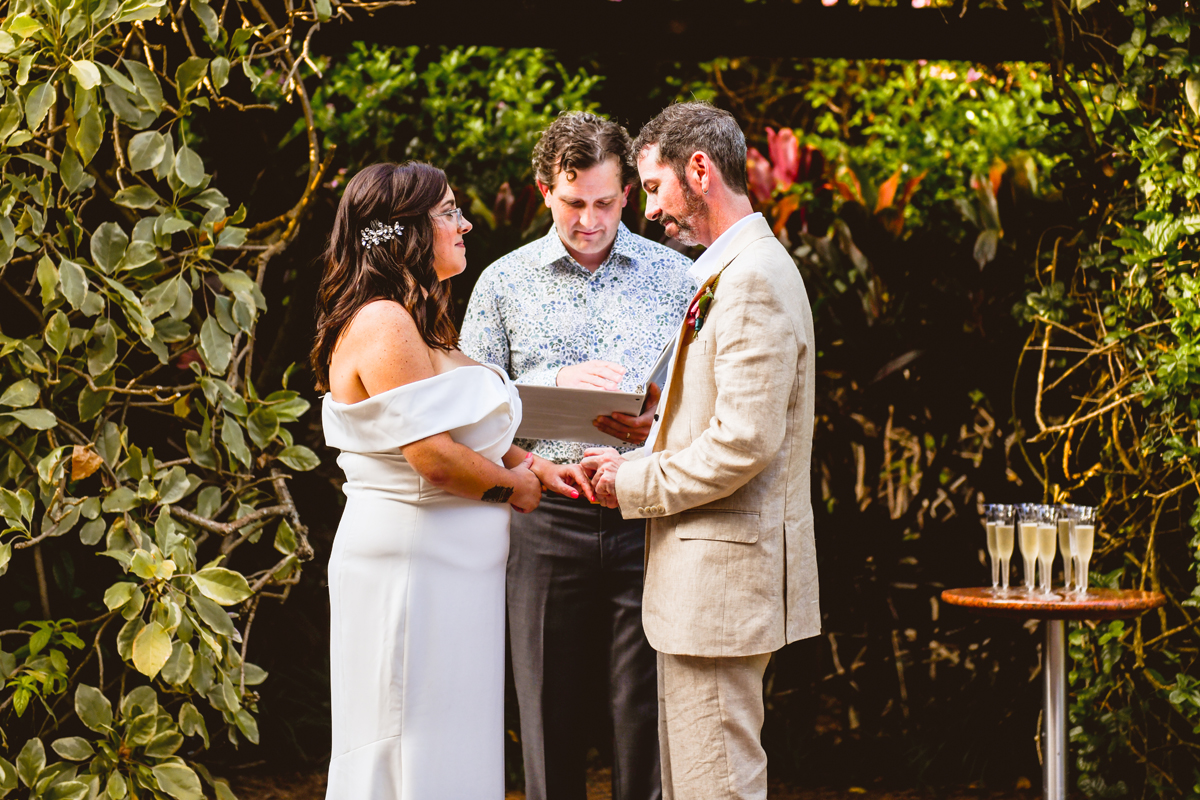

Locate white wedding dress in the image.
[321,363,521,799]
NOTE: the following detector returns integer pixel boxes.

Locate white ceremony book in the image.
[515,342,674,447]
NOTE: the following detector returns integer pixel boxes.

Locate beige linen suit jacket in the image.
[615,215,819,658]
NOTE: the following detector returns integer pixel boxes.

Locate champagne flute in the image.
[1037,505,1057,594]
[1058,504,1076,590]
[1073,505,1096,594]
[994,504,1015,592]
[984,504,999,591]
[1018,503,1039,592]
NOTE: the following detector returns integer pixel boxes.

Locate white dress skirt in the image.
[321,364,521,799]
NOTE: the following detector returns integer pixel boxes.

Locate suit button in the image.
[636,507,646,514]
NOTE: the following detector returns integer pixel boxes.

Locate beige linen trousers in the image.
[616,215,819,799]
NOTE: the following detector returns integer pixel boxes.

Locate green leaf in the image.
[189,0,219,40]
[91,222,129,273]
[15,738,43,788]
[132,620,172,677]
[159,466,191,504]
[161,640,194,685]
[45,780,88,800]
[102,487,138,513]
[24,82,55,130]
[106,772,127,799]
[0,379,38,408]
[221,415,251,468]
[186,428,218,469]
[174,143,204,187]
[113,186,160,209]
[51,737,95,761]
[198,316,232,373]
[87,321,117,376]
[0,757,17,796]
[191,592,237,638]
[277,445,319,472]
[315,0,331,21]
[144,728,183,758]
[77,103,103,165]
[176,57,209,99]
[69,60,102,90]
[191,567,252,606]
[116,0,167,24]
[3,408,56,430]
[128,130,166,172]
[151,762,203,800]
[273,518,296,554]
[37,255,57,306]
[60,145,95,193]
[178,702,208,747]
[211,57,230,90]
[125,59,165,109]
[75,684,113,731]
[246,406,279,449]
[6,14,43,38]
[234,709,259,744]
[104,581,137,610]
[60,259,88,310]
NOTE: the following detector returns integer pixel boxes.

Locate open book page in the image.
[514,341,675,446]
[514,385,646,446]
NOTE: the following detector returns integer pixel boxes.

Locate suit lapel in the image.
[653,218,777,451]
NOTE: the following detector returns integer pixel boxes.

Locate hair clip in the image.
[361,220,405,249]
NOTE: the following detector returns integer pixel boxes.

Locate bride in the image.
[311,162,593,798]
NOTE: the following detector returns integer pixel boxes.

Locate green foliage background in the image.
[2,0,1200,797]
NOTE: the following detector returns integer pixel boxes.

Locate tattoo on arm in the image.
[481,485,514,503]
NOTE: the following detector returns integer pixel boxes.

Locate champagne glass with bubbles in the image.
[1018,504,1040,592]
[994,504,1015,592]
[1073,505,1097,594]
[1057,504,1076,590]
[984,504,999,591]
[1036,505,1058,594]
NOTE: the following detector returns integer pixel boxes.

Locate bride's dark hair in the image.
[310,162,458,390]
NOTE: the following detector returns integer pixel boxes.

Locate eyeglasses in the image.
[432,207,466,228]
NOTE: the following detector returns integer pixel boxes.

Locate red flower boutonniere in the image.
[685,270,725,341]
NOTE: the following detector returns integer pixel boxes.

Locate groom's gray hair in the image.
[633,102,748,197]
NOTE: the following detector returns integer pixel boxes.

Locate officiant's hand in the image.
[581,447,625,509]
[557,360,626,391]
[594,382,660,445]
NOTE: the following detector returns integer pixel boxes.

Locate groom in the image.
[583,102,820,800]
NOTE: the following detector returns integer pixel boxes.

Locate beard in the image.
[659,182,709,247]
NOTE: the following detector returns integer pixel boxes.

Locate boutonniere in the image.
[684,268,726,341]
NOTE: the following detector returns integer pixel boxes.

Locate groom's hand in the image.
[557,360,626,391]
[581,447,625,509]
[594,382,660,445]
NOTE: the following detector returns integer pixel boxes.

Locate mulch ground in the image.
[229,768,1025,800]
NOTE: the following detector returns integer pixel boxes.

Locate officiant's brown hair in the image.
[533,111,637,189]
[311,162,458,390]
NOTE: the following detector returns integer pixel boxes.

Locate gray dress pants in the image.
[508,492,661,800]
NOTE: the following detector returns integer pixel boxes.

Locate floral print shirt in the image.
[460,223,695,464]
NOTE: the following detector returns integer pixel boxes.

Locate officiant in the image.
[460,110,694,800]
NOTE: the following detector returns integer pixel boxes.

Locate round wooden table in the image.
[941,588,1165,800]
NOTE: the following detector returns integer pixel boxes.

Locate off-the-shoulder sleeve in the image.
[322,366,514,454]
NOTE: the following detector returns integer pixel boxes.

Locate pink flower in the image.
[911,0,929,7]
[766,127,800,192]
[966,68,983,82]
[821,0,838,6]
[746,147,775,203]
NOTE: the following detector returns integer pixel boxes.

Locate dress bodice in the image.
[322,363,522,501]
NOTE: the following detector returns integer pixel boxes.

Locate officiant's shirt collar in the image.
[687,212,764,287]
[540,222,641,275]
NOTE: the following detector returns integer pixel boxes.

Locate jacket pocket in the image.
[675,508,760,544]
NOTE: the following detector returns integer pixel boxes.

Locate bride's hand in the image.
[509,455,543,514]
[530,457,597,504]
